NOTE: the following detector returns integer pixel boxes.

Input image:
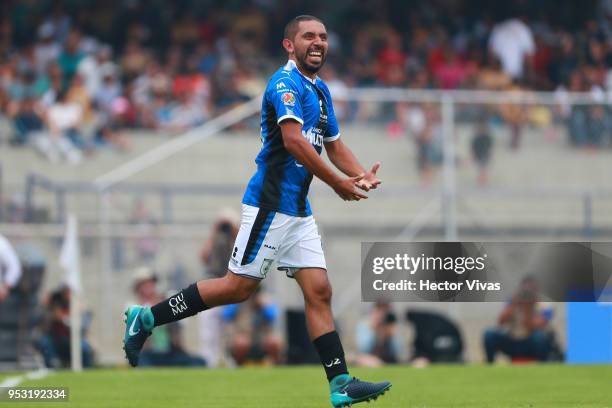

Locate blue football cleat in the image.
[330,374,391,407]
[122,305,154,367]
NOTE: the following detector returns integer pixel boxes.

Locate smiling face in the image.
[283,19,328,77]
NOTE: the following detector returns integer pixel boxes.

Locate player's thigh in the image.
[228,204,290,280]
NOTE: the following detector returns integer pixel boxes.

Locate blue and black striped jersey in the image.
[242,60,340,217]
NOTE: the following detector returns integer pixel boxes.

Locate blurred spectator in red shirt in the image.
[376,30,407,87]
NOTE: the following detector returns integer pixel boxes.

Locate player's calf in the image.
[122,275,260,367]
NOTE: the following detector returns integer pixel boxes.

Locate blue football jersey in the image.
[242,60,341,217]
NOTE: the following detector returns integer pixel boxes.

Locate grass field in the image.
[3,364,612,407]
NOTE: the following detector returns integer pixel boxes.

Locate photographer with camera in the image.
[483,276,555,363]
[198,209,240,367]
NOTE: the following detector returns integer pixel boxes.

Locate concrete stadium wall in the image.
[1,123,610,364]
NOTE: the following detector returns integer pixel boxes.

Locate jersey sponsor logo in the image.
[276,82,286,89]
[282,92,296,106]
[302,127,323,147]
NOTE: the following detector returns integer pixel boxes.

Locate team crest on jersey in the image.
[282,92,296,106]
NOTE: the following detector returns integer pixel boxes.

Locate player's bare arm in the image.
[324,138,381,191]
[280,120,367,201]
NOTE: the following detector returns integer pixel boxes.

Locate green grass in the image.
[0,372,21,383]
[4,364,612,407]
[0,373,11,383]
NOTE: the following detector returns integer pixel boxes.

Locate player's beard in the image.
[296,46,326,75]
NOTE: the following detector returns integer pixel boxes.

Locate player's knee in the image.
[233,333,252,350]
[310,280,333,305]
[264,335,282,352]
[225,272,260,303]
[235,281,259,303]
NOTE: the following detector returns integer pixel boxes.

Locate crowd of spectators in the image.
[1,0,612,163]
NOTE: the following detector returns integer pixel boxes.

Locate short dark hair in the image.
[284,15,324,41]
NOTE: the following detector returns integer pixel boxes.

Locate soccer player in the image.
[123,15,391,407]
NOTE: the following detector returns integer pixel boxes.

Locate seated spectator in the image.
[355,301,402,366]
[11,96,45,146]
[498,81,528,150]
[477,54,512,91]
[222,287,282,366]
[407,310,464,364]
[67,74,95,128]
[37,285,95,368]
[565,71,591,147]
[130,267,206,367]
[77,44,117,98]
[198,210,240,368]
[165,90,206,132]
[34,22,61,76]
[120,39,149,79]
[35,89,84,163]
[483,277,557,363]
[93,67,130,150]
[57,29,85,87]
[213,73,251,114]
[39,63,64,108]
[399,103,442,186]
[432,45,470,89]
[375,30,407,87]
[150,94,173,130]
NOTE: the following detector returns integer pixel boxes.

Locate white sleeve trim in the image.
[277,115,304,125]
[324,133,341,142]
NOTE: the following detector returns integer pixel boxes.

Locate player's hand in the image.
[356,162,381,192]
[333,175,368,201]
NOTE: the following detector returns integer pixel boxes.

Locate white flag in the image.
[60,214,81,293]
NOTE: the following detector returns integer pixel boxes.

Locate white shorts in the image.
[228,204,326,280]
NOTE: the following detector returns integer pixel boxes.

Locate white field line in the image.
[0,369,51,391]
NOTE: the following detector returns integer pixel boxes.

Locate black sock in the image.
[150,283,209,327]
[313,331,349,381]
